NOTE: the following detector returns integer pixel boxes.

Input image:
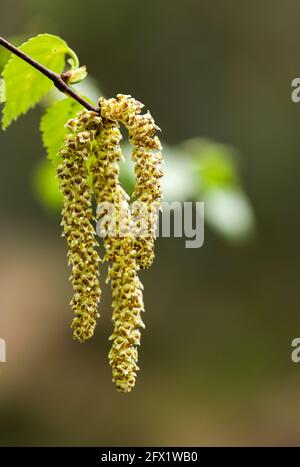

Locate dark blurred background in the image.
[0,0,300,446]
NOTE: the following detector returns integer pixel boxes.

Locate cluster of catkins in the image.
[57,94,163,392]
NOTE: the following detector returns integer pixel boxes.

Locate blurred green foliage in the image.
[185,139,240,190]
[32,158,63,211]
[183,139,255,241]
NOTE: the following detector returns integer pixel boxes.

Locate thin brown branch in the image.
[0,35,99,113]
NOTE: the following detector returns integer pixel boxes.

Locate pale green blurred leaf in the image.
[204,188,255,242]
[183,138,240,191]
[32,159,62,211]
[181,138,255,242]
[119,143,135,195]
[161,146,198,201]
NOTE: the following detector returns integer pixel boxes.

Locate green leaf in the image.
[182,138,240,191]
[2,33,78,129]
[160,145,198,202]
[40,97,82,163]
[204,187,255,243]
[32,159,63,212]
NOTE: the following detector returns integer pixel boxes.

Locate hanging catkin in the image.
[99,94,163,269]
[92,118,144,392]
[57,110,102,342]
[57,95,163,392]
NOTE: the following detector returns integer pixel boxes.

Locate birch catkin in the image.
[57,95,163,392]
[99,94,163,269]
[93,119,144,392]
[57,110,102,342]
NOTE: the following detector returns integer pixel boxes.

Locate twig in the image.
[0,36,99,113]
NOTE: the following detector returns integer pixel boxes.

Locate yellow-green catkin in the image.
[93,118,145,392]
[57,110,102,342]
[107,243,144,392]
[99,94,163,269]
